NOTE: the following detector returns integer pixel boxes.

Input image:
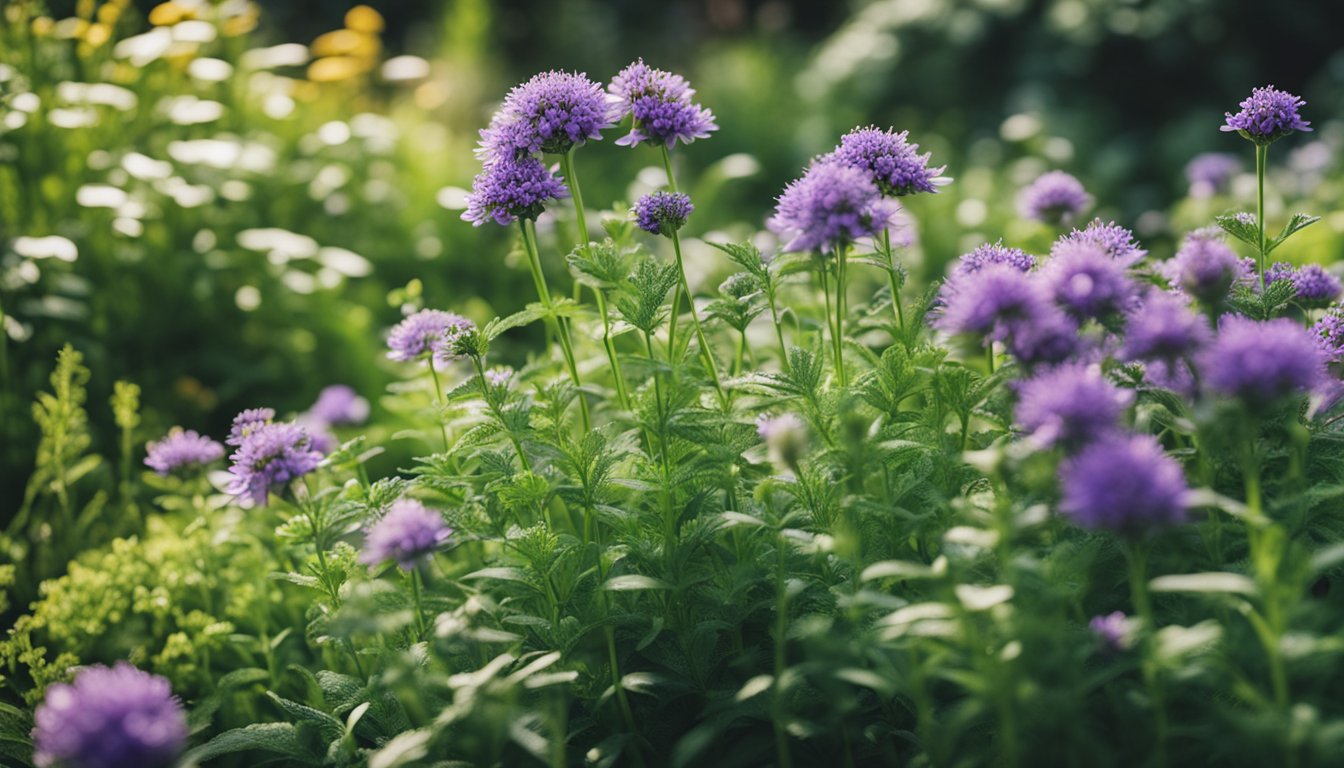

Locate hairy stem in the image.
[520,219,591,431]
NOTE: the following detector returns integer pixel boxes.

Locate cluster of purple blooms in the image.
[387,309,476,365]
[225,408,324,506]
[770,126,944,254]
[143,427,224,476]
[1222,84,1312,144]
[1018,170,1092,226]
[359,498,453,570]
[32,662,186,768]
[607,58,718,149]
[1265,261,1342,305]
[634,191,694,236]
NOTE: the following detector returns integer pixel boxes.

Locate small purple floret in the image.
[33,662,187,768]
[144,428,224,476]
[360,498,452,570]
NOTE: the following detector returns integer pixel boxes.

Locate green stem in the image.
[520,219,591,431]
[1256,143,1268,290]
[660,145,679,193]
[670,229,725,405]
[986,343,996,375]
[427,363,450,452]
[1128,545,1169,766]
[410,566,427,641]
[818,258,839,382]
[766,285,791,373]
[834,242,849,388]
[560,149,589,304]
[773,528,794,768]
[883,230,905,337]
[470,355,531,472]
[605,625,646,768]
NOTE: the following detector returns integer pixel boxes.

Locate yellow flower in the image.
[344,4,384,34]
[307,56,368,83]
[83,22,111,47]
[311,28,373,58]
[148,1,189,26]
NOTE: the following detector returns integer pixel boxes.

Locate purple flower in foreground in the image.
[387,309,474,363]
[1053,219,1147,265]
[1185,152,1241,198]
[1042,241,1135,319]
[952,241,1036,277]
[1121,291,1211,364]
[1019,171,1091,226]
[1089,611,1133,653]
[477,71,611,160]
[608,59,717,148]
[1202,316,1325,403]
[1291,264,1341,305]
[1059,433,1188,534]
[360,498,452,570]
[1222,85,1311,144]
[1006,308,1081,367]
[226,420,323,505]
[33,662,186,768]
[828,126,947,196]
[769,160,896,253]
[1265,261,1295,287]
[310,384,370,426]
[634,191,694,236]
[462,155,568,227]
[1313,307,1344,362]
[935,265,1047,341]
[227,407,274,447]
[1163,231,1244,304]
[1014,365,1132,449]
[144,428,224,476]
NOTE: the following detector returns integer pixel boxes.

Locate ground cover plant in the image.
[6,3,1344,768]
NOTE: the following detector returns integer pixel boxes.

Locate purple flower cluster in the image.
[33,662,187,768]
[827,126,947,197]
[360,498,452,570]
[936,265,1047,341]
[1290,264,1342,305]
[478,71,611,160]
[226,412,324,505]
[1014,364,1132,449]
[387,309,475,363]
[952,241,1035,277]
[1162,231,1244,304]
[227,407,274,446]
[1053,219,1147,265]
[1042,241,1136,319]
[144,428,224,476]
[1222,85,1311,144]
[462,155,568,227]
[1201,316,1325,404]
[309,384,370,426]
[1121,292,1210,365]
[769,160,896,253]
[1019,171,1091,226]
[1314,308,1344,362]
[1059,433,1188,535]
[634,191,694,236]
[757,412,808,467]
[1184,152,1240,198]
[1089,611,1133,653]
[608,59,717,148]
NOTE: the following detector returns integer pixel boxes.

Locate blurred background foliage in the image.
[2,0,1342,518]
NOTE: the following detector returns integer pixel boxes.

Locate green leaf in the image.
[367,729,432,768]
[706,240,769,279]
[462,566,533,584]
[1149,572,1257,596]
[181,723,318,766]
[1215,213,1260,249]
[602,574,673,591]
[484,304,549,340]
[1266,212,1320,253]
[861,560,939,582]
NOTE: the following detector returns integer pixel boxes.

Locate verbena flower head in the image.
[1019,171,1091,226]
[226,419,323,505]
[608,59,717,148]
[1059,433,1188,535]
[462,156,568,227]
[1007,308,1081,367]
[387,309,474,363]
[1184,152,1241,198]
[1042,241,1135,319]
[1313,307,1344,362]
[1121,291,1210,364]
[359,498,452,570]
[309,384,369,426]
[433,316,480,365]
[952,241,1035,277]
[828,126,947,196]
[935,264,1048,341]
[634,191,693,236]
[1053,219,1146,265]
[227,407,275,447]
[477,71,610,159]
[769,160,896,253]
[1265,261,1295,286]
[144,428,224,476]
[1163,231,1243,304]
[1202,316,1326,403]
[1014,364,1132,449]
[1291,264,1342,306]
[756,413,808,468]
[33,662,187,768]
[1089,611,1133,653]
[1222,85,1311,145]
